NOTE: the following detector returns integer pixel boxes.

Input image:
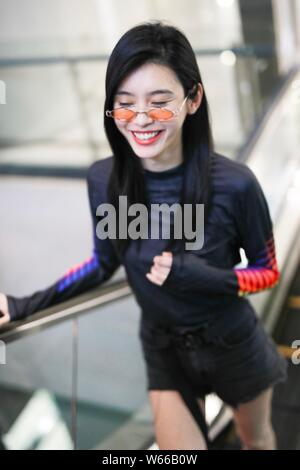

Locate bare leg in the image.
[233,387,276,450]
[149,390,207,450]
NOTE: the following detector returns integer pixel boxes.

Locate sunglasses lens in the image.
[112,108,135,120]
[110,108,174,121]
[148,109,174,120]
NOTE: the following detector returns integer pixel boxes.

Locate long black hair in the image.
[104,20,214,260]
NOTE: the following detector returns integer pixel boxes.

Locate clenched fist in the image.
[146,251,173,286]
[0,293,11,327]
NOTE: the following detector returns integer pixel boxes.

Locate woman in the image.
[0,21,287,450]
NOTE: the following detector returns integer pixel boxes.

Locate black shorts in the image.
[138,312,288,409]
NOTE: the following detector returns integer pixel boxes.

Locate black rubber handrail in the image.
[0,279,131,344]
[237,64,300,163]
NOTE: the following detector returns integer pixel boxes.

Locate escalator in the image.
[0,281,151,450]
[1,57,300,449]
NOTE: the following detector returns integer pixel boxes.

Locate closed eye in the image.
[152,102,168,106]
[118,101,168,107]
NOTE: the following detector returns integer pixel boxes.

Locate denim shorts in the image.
[138,312,288,409]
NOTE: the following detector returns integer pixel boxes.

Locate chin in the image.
[132,146,164,159]
[135,153,160,160]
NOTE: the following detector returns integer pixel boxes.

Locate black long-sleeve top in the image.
[6,152,280,329]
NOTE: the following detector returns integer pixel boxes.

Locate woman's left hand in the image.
[146,251,173,286]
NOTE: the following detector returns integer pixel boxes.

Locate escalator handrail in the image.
[0,279,132,344]
[237,64,300,163]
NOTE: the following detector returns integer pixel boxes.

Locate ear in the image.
[187,82,203,115]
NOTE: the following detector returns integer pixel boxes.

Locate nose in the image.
[131,111,154,126]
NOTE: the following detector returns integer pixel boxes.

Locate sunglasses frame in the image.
[105,95,189,122]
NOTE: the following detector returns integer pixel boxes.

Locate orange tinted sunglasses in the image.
[105,95,189,122]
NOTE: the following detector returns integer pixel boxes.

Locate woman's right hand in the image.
[0,293,11,327]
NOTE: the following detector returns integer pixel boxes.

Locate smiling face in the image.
[112,63,192,170]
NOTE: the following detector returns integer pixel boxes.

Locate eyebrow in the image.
[115,89,175,97]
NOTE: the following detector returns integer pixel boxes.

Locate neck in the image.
[140,136,183,172]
